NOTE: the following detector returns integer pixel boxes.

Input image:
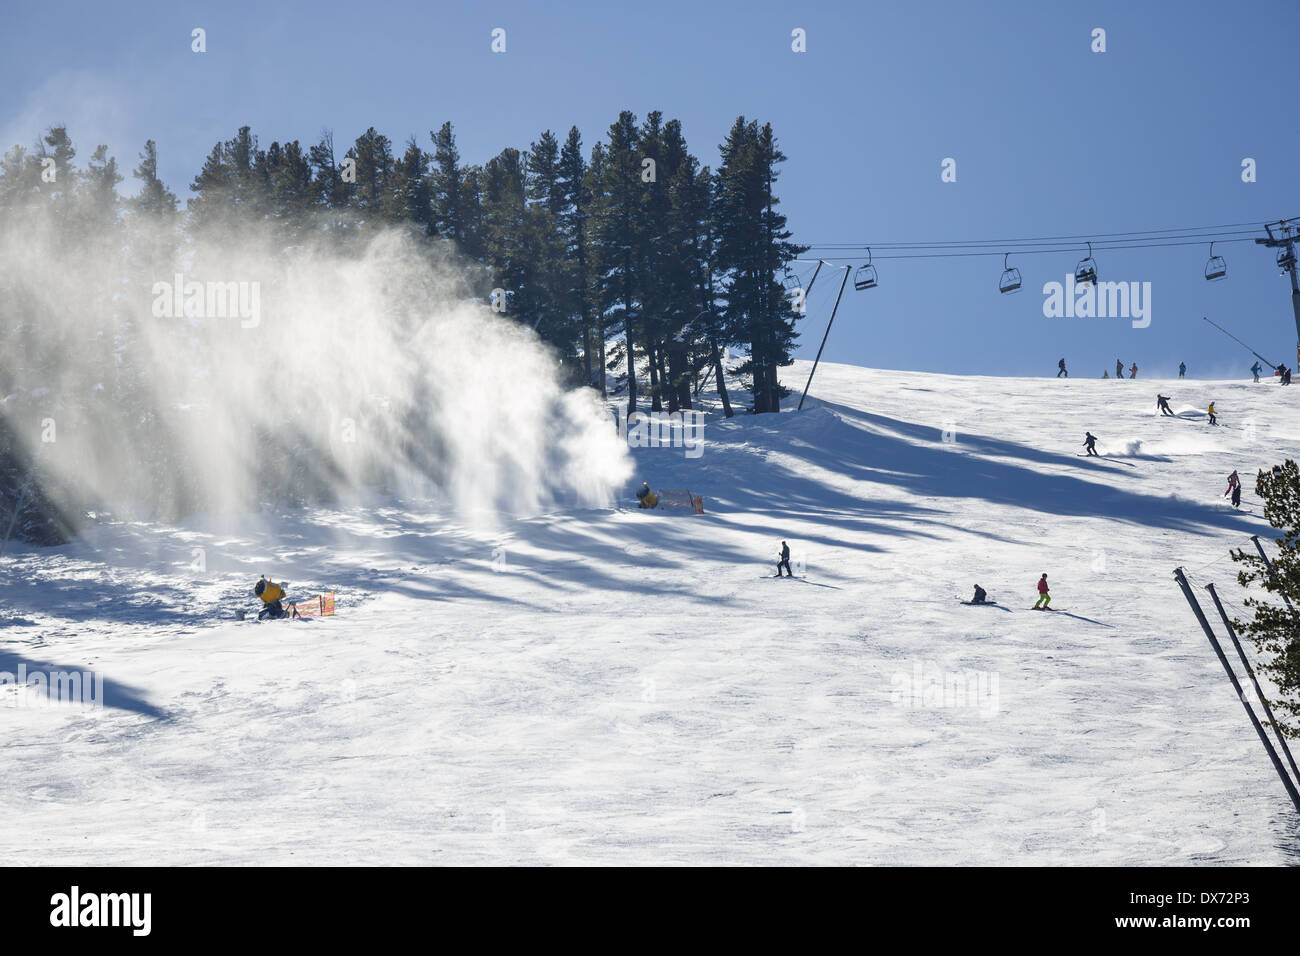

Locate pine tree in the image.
[346,126,395,227]
[389,136,434,235]
[592,111,644,413]
[132,140,178,218]
[557,127,597,392]
[430,122,464,245]
[712,117,806,413]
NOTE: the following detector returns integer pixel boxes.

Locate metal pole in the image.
[1205,582,1300,786]
[1174,568,1300,813]
[1288,239,1300,370]
[1250,535,1294,610]
[801,259,825,302]
[797,265,851,412]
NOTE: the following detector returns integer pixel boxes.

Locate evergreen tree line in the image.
[46,112,803,413]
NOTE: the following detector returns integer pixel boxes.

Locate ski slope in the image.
[3,361,1299,865]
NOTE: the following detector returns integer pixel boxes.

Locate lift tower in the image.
[1255,219,1300,367]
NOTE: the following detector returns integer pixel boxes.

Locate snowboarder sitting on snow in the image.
[1156,395,1174,416]
[635,481,659,509]
[255,576,289,620]
[776,541,792,578]
[971,584,987,604]
[1083,432,1099,456]
[1033,573,1051,609]
[1207,401,1218,425]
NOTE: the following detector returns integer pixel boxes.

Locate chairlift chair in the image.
[1279,248,1298,274]
[1074,241,1098,287]
[1204,242,1227,281]
[854,248,878,291]
[998,252,1022,294]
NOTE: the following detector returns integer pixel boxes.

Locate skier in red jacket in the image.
[1033,573,1051,609]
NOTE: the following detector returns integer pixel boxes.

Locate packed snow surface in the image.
[3,361,1299,864]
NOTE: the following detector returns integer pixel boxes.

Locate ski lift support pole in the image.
[1174,568,1300,813]
[1201,316,1279,371]
[798,262,851,412]
[1205,582,1300,787]
[1254,219,1300,367]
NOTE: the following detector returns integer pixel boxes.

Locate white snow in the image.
[2,361,1299,864]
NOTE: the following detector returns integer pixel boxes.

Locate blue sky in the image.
[3,0,1297,378]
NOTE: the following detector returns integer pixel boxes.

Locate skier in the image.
[1207,401,1218,425]
[636,482,659,509]
[1252,362,1262,383]
[1284,367,1293,386]
[1083,431,1099,456]
[1057,358,1068,378]
[1115,359,1124,379]
[1129,362,1138,379]
[971,584,988,604]
[1224,470,1241,508]
[1102,370,1109,379]
[1179,361,1186,379]
[776,541,792,578]
[1033,573,1051,609]
[1156,394,1174,416]
[255,576,289,620]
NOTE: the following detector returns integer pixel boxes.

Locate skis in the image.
[958,600,1002,606]
[1029,606,1066,611]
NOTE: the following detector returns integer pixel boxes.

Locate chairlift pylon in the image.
[1204,242,1227,281]
[998,252,1022,294]
[1074,241,1098,287]
[853,248,878,291]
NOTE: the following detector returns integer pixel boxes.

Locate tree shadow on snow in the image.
[0,647,167,718]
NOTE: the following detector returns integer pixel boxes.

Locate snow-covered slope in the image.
[3,361,1298,865]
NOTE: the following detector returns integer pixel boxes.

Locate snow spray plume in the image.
[0,198,630,533]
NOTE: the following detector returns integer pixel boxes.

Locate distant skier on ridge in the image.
[1116,359,1124,379]
[1129,362,1138,379]
[1057,358,1068,378]
[1252,361,1262,383]
[1179,361,1186,379]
